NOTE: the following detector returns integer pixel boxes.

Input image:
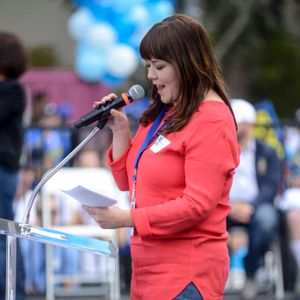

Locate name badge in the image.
[150,135,171,153]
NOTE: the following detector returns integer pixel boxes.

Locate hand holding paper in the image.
[62,185,134,229]
[61,185,117,208]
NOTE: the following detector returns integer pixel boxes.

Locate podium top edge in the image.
[0,218,118,258]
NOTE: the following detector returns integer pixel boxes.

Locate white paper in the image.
[61,185,117,208]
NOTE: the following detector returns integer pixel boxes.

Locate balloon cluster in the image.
[68,0,175,85]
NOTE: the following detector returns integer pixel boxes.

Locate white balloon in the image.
[107,44,138,78]
[85,22,117,50]
[67,8,95,41]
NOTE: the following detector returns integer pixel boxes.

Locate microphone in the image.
[73,84,145,129]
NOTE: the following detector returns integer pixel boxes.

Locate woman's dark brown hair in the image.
[139,14,236,133]
[0,32,27,79]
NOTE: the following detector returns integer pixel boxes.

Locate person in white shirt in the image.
[227,99,281,299]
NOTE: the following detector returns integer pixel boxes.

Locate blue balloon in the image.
[75,46,107,82]
[147,0,175,24]
[113,14,136,43]
[88,1,114,22]
[113,0,147,13]
[102,73,126,87]
[73,0,90,7]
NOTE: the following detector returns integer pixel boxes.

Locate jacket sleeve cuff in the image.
[131,208,153,239]
[107,145,130,171]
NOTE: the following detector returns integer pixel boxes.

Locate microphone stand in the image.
[21,120,107,234]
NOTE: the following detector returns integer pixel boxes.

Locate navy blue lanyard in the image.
[133,107,168,174]
[131,107,169,208]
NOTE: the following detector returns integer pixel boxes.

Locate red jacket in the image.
[108,101,240,300]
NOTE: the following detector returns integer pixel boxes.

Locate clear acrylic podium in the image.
[0,217,118,300]
[1,125,123,299]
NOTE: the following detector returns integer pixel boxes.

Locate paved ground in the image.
[27,296,300,300]
[27,292,300,300]
[224,292,300,300]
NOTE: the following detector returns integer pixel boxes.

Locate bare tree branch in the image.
[215,0,256,59]
[203,1,234,33]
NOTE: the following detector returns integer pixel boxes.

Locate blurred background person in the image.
[30,91,47,126]
[0,31,27,300]
[23,99,73,177]
[227,99,281,299]
[278,145,300,293]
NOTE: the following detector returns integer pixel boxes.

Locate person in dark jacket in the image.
[0,31,27,300]
[227,99,281,299]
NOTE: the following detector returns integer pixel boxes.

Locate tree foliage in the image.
[200,0,300,119]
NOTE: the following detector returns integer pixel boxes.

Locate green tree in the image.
[199,0,300,119]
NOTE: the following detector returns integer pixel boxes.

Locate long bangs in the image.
[139,25,172,62]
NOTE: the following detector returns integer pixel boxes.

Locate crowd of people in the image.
[0,13,300,300]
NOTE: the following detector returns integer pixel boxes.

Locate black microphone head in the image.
[128,85,145,101]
